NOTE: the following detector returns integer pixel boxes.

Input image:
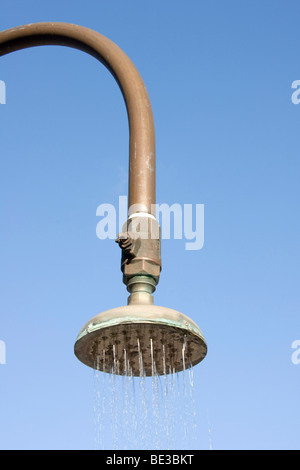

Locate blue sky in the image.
[0,0,300,450]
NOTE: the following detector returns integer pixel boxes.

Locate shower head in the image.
[74,304,207,376]
[0,22,208,378]
[75,273,207,376]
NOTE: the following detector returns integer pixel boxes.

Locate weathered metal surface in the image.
[74,305,207,376]
[116,216,161,286]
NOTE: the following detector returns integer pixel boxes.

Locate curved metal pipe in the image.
[0,22,156,214]
[0,23,207,376]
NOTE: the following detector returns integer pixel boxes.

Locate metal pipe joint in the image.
[116,213,161,303]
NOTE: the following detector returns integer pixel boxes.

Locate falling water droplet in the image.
[162,344,172,449]
[207,410,213,451]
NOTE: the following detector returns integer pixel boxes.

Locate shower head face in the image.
[74,305,207,376]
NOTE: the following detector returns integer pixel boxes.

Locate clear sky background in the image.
[0,0,299,450]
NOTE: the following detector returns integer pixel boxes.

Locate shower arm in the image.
[0,22,161,299]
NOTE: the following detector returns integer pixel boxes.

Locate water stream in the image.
[93,337,205,450]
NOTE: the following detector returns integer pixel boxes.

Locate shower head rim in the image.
[74,304,207,376]
[75,304,205,343]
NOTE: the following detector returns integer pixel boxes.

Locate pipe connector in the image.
[116,213,162,290]
[126,275,156,305]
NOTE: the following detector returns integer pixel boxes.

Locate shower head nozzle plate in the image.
[74,305,207,376]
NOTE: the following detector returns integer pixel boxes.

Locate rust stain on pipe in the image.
[0,22,156,214]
